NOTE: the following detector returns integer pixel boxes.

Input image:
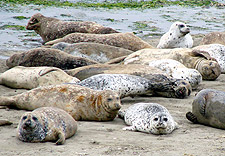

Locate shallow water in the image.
[0,2,224,51]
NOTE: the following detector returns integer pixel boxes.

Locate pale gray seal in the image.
[186,89,225,130]
[26,13,119,43]
[157,21,193,49]
[0,84,121,121]
[17,107,78,145]
[118,103,178,134]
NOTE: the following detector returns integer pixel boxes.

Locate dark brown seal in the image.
[26,13,119,43]
[6,48,98,70]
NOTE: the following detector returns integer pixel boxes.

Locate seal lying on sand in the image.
[193,44,225,73]
[148,59,202,89]
[200,31,225,46]
[6,48,98,70]
[44,32,154,51]
[26,13,119,43]
[0,66,80,89]
[186,89,225,130]
[75,74,191,99]
[123,48,221,80]
[157,21,193,49]
[0,84,121,121]
[17,107,77,145]
[118,103,178,134]
[51,42,133,63]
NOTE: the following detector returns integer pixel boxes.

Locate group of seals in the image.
[17,107,78,145]
[26,13,119,43]
[157,22,193,49]
[118,103,178,134]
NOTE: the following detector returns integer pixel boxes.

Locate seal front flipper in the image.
[186,112,198,124]
[53,128,66,145]
[122,126,137,131]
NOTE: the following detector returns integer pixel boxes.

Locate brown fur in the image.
[200,32,225,46]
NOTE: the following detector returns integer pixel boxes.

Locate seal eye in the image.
[22,116,27,120]
[32,116,38,121]
[179,24,185,28]
[107,98,113,102]
[154,118,158,121]
[163,118,168,122]
[182,81,186,85]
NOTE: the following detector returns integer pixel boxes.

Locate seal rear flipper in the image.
[0,96,16,107]
[186,112,198,123]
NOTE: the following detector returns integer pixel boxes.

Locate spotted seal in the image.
[186,89,225,130]
[44,32,154,51]
[0,66,80,89]
[200,31,225,46]
[157,21,193,49]
[26,13,119,43]
[123,48,221,80]
[193,44,225,73]
[17,107,77,145]
[6,48,98,70]
[51,42,133,63]
[148,59,202,89]
[118,103,178,134]
[75,74,191,99]
[0,84,121,121]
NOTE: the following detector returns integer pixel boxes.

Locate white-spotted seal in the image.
[0,66,80,89]
[200,31,225,46]
[0,84,121,121]
[193,44,225,73]
[17,107,77,145]
[118,103,178,134]
[51,42,133,63]
[148,59,202,89]
[6,48,98,70]
[75,74,191,99]
[157,21,193,49]
[123,48,221,80]
[186,89,225,130]
[26,13,119,43]
[44,32,154,51]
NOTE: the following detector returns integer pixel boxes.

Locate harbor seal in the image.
[157,21,193,49]
[200,31,225,46]
[193,44,225,73]
[0,84,121,121]
[26,13,119,43]
[44,32,154,51]
[148,59,202,89]
[0,66,80,89]
[123,48,221,80]
[118,103,178,134]
[186,89,225,130]
[17,107,78,145]
[51,42,133,63]
[75,74,191,99]
[6,48,98,70]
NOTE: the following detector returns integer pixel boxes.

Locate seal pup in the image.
[51,42,133,63]
[44,32,154,51]
[0,66,80,89]
[123,48,221,80]
[6,48,98,70]
[200,31,225,46]
[157,21,193,49]
[118,103,178,134]
[26,13,119,43]
[0,84,121,121]
[75,74,191,99]
[186,89,225,130]
[148,59,202,89]
[17,107,78,145]
[193,44,225,73]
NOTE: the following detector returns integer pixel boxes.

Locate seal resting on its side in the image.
[157,21,193,49]
[44,32,154,51]
[26,13,119,43]
[17,107,77,145]
[0,66,80,89]
[6,48,98,70]
[118,103,178,134]
[186,89,225,130]
[0,84,121,121]
[200,31,225,46]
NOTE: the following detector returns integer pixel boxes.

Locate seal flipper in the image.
[186,112,198,123]
[0,96,16,107]
[122,126,137,131]
[54,129,65,145]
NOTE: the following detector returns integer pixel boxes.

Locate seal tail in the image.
[117,110,126,120]
[186,112,198,124]
[0,96,16,107]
